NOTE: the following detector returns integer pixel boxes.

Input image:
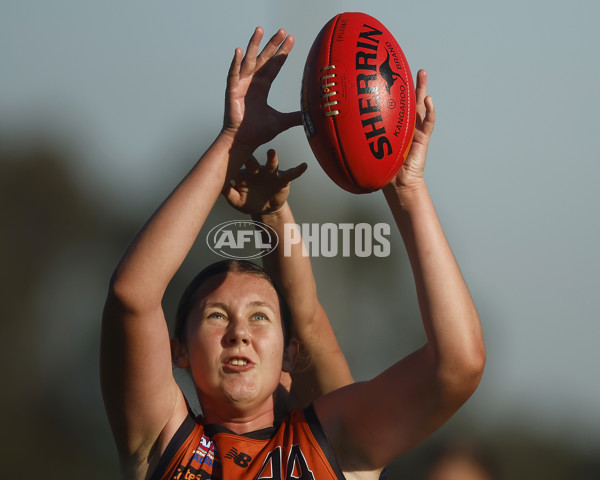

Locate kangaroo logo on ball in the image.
[380,50,405,94]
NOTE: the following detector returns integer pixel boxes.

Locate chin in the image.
[222,379,260,405]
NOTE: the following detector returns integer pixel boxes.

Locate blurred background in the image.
[2,0,599,478]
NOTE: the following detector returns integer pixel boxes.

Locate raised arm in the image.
[224,150,353,409]
[100,27,301,476]
[314,70,486,477]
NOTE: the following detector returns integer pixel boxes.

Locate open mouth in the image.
[228,358,248,366]
[223,356,253,371]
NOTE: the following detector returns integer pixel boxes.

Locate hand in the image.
[222,27,303,152]
[223,149,307,215]
[387,69,436,192]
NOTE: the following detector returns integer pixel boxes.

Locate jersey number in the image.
[256,445,315,480]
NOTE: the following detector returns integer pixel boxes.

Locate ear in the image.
[171,337,190,369]
[282,338,299,373]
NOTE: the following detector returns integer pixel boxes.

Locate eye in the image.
[251,312,268,322]
[206,311,227,321]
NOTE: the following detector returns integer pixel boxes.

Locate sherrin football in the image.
[301,12,416,194]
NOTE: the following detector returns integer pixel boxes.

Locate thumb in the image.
[280,162,308,183]
[222,182,242,207]
[277,110,303,132]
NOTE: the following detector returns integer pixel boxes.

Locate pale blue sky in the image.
[3,0,600,453]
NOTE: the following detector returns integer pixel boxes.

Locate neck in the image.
[199,395,281,435]
[202,406,276,435]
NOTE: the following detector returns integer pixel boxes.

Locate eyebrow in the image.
[203,301,275,310]
[247,301,275,309]
[203,302,228,310]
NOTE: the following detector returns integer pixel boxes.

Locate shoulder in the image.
[312,386,387,478]
[148,413,206,480]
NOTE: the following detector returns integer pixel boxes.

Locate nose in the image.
[225,320,249,346]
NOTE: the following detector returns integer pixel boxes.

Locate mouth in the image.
[223,356,254,372]
[228,358,249,366]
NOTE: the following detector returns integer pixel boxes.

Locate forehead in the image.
[192,271,281,313]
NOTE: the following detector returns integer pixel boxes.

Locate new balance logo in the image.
[225,447,252,468]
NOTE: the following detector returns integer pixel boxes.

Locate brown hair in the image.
[174,259,292,345]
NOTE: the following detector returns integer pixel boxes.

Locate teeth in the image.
[229,359,248,366]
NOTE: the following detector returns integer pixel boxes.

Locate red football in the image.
[301,12,416,194]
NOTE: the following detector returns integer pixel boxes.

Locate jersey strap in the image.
[150,404,346,480]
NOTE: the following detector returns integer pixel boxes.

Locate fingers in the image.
[281,162,308,183]
[259,34,294,82]
[227,47,244,86]
[265,149,307,182]
[236,27,294,80]
[265,149,279,173]
[414,69,435,135]
[222,182,242,207]
[240,26,264,76]
[422,94,435,135]
[254,149,307,183]
[256,29,288,70]
[415,69,428,100]
[415,69,428,124]
[244,155,261,175]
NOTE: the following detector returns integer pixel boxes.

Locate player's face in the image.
[183,271,293,415]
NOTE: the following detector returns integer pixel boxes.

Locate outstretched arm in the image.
[100,27,301,475]
[315,70,486,476]
[224,150,353,409]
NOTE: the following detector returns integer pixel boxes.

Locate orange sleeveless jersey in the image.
[150,405,345,480]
